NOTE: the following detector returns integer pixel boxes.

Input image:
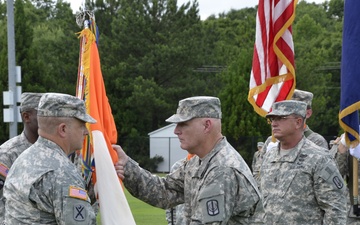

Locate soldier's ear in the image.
[306,109,312,119]
[21,111,31,122]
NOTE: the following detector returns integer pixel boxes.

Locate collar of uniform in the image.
[269,136,307,163]
[36,136,69,158]
[192,137,226,179]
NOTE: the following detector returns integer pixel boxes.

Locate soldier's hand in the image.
[113,144,129,180]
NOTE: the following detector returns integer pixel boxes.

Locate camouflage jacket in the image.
[0,131,32,220]
[260,137,347,224]
[124,137,265,225]
[165,158,186,225]
[304,125,329,150]
[3,137,96,225]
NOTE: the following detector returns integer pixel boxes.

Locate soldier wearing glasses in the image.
[260,100,346,224]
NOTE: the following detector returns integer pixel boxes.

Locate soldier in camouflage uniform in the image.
[260,100,347,224]
[115,96,265,224]
[3,93,97,224]
[291,89,328,149]
[331,136,360,224]
[251,142,264,177]
[253,89,328,184]
[0,92,43,221]
[165,158,186,225]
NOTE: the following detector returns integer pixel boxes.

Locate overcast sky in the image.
[66,0,327,20]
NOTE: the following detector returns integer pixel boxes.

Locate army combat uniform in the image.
[0,132,32,219]
[303,125,329,149]
[3,137,96,224]
[124,137,264,225]
[260,137,347,224]
[0,92,43,222]
[165,158,186,225]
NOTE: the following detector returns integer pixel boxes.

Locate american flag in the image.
[0,163,9,177]
[248,0,297,117]
[69,186,88,201]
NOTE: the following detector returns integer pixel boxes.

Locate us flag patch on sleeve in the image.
[69,186,88,201]
[0,163,9,178]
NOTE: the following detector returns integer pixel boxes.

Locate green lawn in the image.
[97,173,168,225]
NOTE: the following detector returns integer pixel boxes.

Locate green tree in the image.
[98,0,211,162]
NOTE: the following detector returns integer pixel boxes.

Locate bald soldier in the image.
[0,92,43,220]
[3,93,97,224]
[261,100,346,224]
[115,96,264,224]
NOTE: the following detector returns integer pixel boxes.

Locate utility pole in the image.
[6,0,18,138]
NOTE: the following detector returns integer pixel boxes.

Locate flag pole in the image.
[353,156,359,216]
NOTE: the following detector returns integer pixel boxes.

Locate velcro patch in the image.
[69,186,88,201]
[0,163,9,178]
[74,204,86,221]
[333,176,344,189]
[207,199,220,216]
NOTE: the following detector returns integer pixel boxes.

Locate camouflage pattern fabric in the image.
[266,100,307,118]
[333,147,349,179]
[253,136,278,186]
[304,125,329,149]
[165,158,186,225]
[19,92,43,112]
[3,137,96,224]
[260,137,347,224]
[252,150,262,172]
[291,89,313,108]
[124,137,265,224]
[37,93,96,124]
[254,126,328,186]
[166,96,221,123]
[0,132,33,219]
[333,145,360,224]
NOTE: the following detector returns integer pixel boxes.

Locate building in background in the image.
[148,124,188,172]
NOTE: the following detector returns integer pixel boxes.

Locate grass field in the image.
[96,174,168,225]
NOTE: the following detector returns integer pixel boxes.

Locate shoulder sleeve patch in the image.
[319,164,344,189]
[319,165,335,181]
[69,186,88,201]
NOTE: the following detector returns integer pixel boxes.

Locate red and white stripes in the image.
[248,0,297,116]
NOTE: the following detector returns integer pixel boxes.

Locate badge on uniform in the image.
[74,204,87,221]
[333,176,344,189]
[69,186,88,201]
[0,163,9,178]
[207,199,219,216]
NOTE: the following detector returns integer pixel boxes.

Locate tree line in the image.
[0,0,344,169]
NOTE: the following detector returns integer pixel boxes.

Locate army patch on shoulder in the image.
[207,199,219,216]
[0,163,9,178]
[333,176,344,189]
[74,204,87,221]
[69,186,88,201]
